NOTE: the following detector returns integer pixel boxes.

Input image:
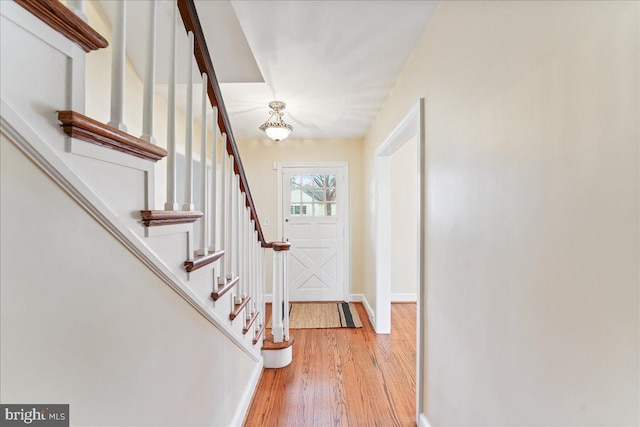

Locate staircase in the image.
[1,0,292,422]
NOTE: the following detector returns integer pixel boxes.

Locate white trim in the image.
[417,98,427,426]
[231,359,264,427]
[1,1,86,114]
[374,99,426,426]
[349,293,375,328]
[1,1,76,57]
[374,102,421,335]
[418,413,431,427]
[347,293,363,302]
[277,162,351,302]
[264,293,273,303]
[391,293,417,302]
[1,99,261,362]
[145,222,193,238]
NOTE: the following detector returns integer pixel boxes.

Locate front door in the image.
[281,165,347,301]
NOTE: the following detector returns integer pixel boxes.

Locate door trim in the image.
[277,162,350,302]
[374,99,425,425]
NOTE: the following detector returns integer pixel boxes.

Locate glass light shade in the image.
[265,125,292,141]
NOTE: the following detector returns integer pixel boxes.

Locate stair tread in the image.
[262,332,295,350]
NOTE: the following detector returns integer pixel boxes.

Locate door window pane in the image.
[288,172,338,218]
[290,189,302,202]
[301,190,313,203]
[325,189,336,202]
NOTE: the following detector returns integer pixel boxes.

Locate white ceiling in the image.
[220,0,439,140]
[100,0,439,141]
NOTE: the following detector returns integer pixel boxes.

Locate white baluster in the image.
[67,0,87,22]
[236,183,242,297]
[246,208,251,311]
[140,0,157,144]
[283,248,290,341]
[209,109,219,252]
[256,234,260,320]
[272,249,283,343]
[228,155,235,280]
[183,32,195,211]
[164,3,178,211]
[253,225,257,314]
[240,198,245,302]
[261,247,266,335]
[247,214,251,311]
[219,134,227,284]
[253,221,257,314]
[196,73,208,256]
[108,0,127,132]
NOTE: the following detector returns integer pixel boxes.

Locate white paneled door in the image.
[281,165,348,301]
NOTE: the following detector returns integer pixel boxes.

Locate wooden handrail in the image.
[177,0,267,247]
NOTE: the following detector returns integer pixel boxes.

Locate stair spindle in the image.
[67,0,87,22]
[228,155,235,280]
[196,73,208,256]
[209,108,219,253]
[164,2,178,211]
[182,32,195,211]
[219,133,227,284]
[107,0,127,132]
[140,0,157,144]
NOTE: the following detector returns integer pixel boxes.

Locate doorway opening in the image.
[374,99,425,424]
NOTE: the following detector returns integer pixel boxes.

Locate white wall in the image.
[0,137,257,426]
[390,136,418,300]
[363,1,639,425]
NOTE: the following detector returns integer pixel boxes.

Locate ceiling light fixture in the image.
[259,101,293,141]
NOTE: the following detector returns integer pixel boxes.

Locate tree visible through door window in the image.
[290,174,336,217]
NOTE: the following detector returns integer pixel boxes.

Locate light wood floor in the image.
[244,303,417,427]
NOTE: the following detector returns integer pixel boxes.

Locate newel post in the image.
[270,241,291,343]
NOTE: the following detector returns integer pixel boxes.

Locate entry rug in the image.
[268,302,363,329]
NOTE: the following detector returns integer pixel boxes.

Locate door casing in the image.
[374,99,425,425]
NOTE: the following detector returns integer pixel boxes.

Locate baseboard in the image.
[391,292,417,302]
[264,294,272,303]
[231,359,264,427]
[419,413,431,427]
[348,293,363,303]
[349,294,375,328]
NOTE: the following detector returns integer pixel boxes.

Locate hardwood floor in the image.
[244,303,417,427]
